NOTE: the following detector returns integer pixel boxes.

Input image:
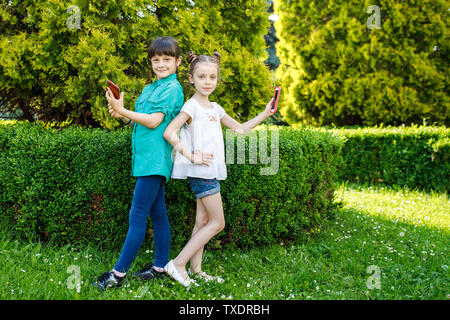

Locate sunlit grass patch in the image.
[335,183,449,232]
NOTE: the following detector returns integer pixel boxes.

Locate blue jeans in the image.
[113,175,170,273]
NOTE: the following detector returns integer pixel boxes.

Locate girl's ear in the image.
[176,56,182,67]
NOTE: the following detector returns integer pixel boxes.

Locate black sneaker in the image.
[92,271,124,290]
[132,263,167,281]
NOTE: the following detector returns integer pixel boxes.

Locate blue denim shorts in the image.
[188,177,221,199]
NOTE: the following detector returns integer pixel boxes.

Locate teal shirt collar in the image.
[153,73,177,86]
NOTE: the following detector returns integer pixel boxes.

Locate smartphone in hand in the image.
[271,86,281,114]
[107,80,120,99]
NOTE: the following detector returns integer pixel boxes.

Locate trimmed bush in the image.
[333,125,450,192]
[0,121,344,249]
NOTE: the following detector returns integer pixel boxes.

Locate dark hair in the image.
[148,36,182,59]
[186,51,221,78]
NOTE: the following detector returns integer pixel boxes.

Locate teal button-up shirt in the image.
[132,73,184,182]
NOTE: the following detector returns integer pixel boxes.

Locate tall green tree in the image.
[264,0,280,70]
[0,0,272,128]
[274,0,449,126]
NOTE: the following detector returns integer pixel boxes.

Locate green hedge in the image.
[333,125,450,192]
[0,121,344,249]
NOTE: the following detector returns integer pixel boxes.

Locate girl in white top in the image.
[170,96,227,180]
[163,51,275,286]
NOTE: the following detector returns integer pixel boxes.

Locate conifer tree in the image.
[264,0,280,70]
[274,0,449,126]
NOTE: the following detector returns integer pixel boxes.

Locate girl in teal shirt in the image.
[93,36,184,290]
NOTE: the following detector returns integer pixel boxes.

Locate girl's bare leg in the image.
[188,198,209,273]
[173,193,225,276]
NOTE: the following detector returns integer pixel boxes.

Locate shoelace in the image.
[139,263,154,273]
[97,272,114,282]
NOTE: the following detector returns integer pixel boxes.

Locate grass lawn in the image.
[1,183,448,300]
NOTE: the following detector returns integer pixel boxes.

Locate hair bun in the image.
[186,51,198,64]
[212,51,221,63]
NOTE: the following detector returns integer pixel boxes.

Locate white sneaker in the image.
[189,270,224,283]
[164,260,198,287]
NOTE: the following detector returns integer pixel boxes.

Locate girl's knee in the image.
[210,219,225,234]
[150,209,168,221]
[195,215,209,228]
[150,210,170,229]
[129,207,148,227]
[218,220,225,232]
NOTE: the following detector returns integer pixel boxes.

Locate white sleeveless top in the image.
[171,97,227,180]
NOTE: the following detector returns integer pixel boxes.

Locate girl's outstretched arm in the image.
[106,88,165,129]
[163,112,214,166]
[221,98,274,134]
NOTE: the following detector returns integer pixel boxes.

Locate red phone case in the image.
[107,80,120,99]
[271,86,281,114]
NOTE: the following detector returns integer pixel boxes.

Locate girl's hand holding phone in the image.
[264,86,281,117]
[108,103,123,119]
[105,87,125,115]
[263,97,275,118]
